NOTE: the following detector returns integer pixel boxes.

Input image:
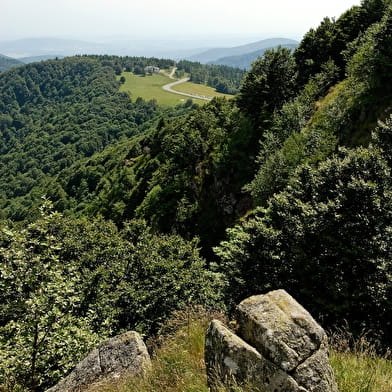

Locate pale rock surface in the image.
[205,319,304,391]
[47,331,151,392]
[205,289,338,392]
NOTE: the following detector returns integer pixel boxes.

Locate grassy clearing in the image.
[91,310,392,392]
[171,81,233,100]
[118,72,205,107]
[91,308,223,392]
[330,331,392,392]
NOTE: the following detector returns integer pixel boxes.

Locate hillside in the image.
[208,43,298,69]
[1,1,392,391]
[0,56,180,220]
[187,37,298,63]
[0,53,23,71]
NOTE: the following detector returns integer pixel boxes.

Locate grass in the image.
[118,72,232,107]
[330,331,392,392]
[91,307,222,392]
[118,72,202,107]
[171,81,233,100]
[90,309,392,392]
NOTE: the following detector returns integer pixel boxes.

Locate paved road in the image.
[168,66,176,79]
[162,68,212,102]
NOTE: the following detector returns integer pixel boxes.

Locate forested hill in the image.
[1,1,392,391]
[0,56,174,220]
[0,55,246,221]
[0,53,23,71]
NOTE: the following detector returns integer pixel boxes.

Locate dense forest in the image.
[1,0,392,391]
[175,60,246,94]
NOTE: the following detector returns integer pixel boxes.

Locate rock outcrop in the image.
[47,331,151,392]
[205,289,338,392]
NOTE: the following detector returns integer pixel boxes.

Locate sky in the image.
[1,0,362,42]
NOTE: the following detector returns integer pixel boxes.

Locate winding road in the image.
[162,67,212,102]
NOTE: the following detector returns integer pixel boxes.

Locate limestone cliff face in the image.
[205,289,338,392]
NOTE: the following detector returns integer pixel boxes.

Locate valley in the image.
[0,1,392,391]
[118,69,231,106]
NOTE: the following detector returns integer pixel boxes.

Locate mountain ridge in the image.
[186,37,299,63]
[207,43,298,69]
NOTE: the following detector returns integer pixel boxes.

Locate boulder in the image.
[205,319,304,391]
[47,331,151,392]
[205,289,338,392]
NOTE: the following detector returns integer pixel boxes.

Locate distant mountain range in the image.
[0,37,209,59]
[208,43,298,69]
[0,53,67,72]
[0,37,299,67]
[186,38,299,65]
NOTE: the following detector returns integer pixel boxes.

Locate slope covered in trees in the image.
[175,60,246,94]
[0,57,186,220]
[1,1,392,391]
[0,54,23,72]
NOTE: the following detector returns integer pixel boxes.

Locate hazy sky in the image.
[1,0,362,42]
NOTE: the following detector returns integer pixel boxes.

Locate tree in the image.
[347,5,392,91]
[0,201,101,391]
[0,202,224,391]
[294,1,389,86]
[237,47,297,124]
[114,220,224,334]
[247,60,340,205]
[216,123,392,342]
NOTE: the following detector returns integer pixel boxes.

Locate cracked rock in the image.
[47,331,151,392]
[205,319,304,392]
[205,290,338,392]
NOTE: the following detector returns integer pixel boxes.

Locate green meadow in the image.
[118,72,232,107]
[119,72,205,106]
[171,80,232,100]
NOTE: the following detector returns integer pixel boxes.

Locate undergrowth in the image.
[330,329,392,392]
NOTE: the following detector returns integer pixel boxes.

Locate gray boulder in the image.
[205,319,304,391]
[47,331,151,392]
[205,289,338,392]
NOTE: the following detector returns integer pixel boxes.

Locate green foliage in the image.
[248,61,340,204]
[176,60,245,95]
[308,6,392,146]
[0,203,223,391]
[249,5,392,206]
[78,98,256,255]
[0,201,101,391]
[115,221,224,334]
[236,46,297,123]
[216,124,392,342]
[0,56,165,221]
[294,0,389,85]
[347,5,392,91]
[1,5,392,390]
